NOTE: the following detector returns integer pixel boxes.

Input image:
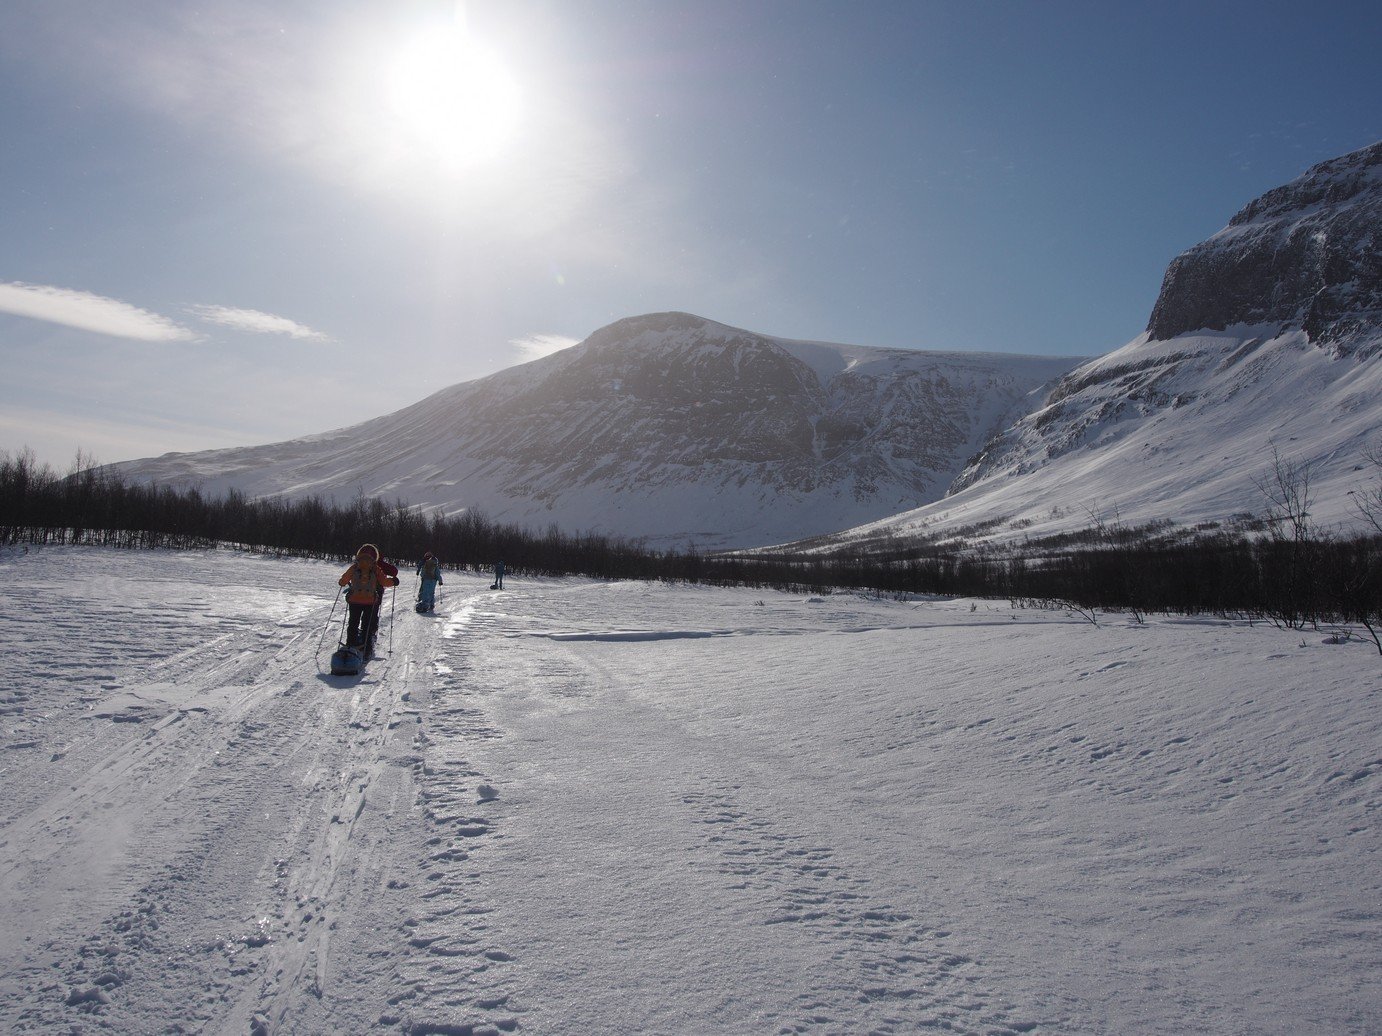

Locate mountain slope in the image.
[110,313,1082,549]
[817,142,1382,550]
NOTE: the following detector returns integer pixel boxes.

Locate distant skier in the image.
[416,551,443,612]
[338,544,398,659]
[492,558,505,590]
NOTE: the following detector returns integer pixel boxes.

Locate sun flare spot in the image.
[384,26,522,171]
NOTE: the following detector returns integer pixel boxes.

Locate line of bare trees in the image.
[0,450,664,581]
[3,447,1380,652]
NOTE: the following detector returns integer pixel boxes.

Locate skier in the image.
[416,551,443,612]
[338,544,398,659]
[492,558,505,590]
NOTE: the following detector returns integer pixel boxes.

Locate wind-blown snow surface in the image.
[2,546,1379,1033]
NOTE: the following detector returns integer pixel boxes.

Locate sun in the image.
[383,25,522,171]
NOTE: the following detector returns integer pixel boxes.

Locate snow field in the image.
[0,546,1378,1033]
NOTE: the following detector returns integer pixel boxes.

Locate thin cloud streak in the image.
[0,282,195,342]
[190,304,331,341]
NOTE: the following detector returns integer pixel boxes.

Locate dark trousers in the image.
[346,601,380,649]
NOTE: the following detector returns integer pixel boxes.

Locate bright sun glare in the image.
[384,26,522,171]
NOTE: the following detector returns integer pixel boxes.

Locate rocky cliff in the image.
[1147,142,1382,354]
[822,142,1382,549]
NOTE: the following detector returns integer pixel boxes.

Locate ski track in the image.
[0,547,1379,1034]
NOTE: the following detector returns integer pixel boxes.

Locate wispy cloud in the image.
[510,332,580,362]
[190,304,331,341]
[0,282,195,341]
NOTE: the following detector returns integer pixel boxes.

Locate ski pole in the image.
[316,585,344,659]
[389,584,397,654]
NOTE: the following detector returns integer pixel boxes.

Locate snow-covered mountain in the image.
[820,142,1382,551]
[112,144,1382,552]
[109,313,1082,549]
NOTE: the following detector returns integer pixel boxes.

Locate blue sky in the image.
[2,0,1379,468]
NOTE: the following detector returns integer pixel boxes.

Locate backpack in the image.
[347,564,381,601]
[422,558,441,580]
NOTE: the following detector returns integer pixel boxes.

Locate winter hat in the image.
[356,543,380,561]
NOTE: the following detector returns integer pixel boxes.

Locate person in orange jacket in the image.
[338,543,399,658]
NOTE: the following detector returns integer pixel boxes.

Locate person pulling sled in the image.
[416,551,443,613]
[337,543,398,662]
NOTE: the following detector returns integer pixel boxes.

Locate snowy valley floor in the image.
[0,546,1379,1035]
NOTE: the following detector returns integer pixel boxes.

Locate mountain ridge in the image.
[112,141,1382,552]
[110,312,1082,549]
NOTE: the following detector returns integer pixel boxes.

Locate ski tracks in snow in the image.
[4,551,1378,1033]
[0,551,511,1033]
[368,596,524,1036]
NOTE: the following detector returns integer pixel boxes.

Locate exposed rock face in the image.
[957,142,1382,493]
[110,312,1082,549]
[835,143,1382,548]
[1147,142,1382,353]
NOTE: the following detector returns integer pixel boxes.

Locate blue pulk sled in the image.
[329,644,365,676]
